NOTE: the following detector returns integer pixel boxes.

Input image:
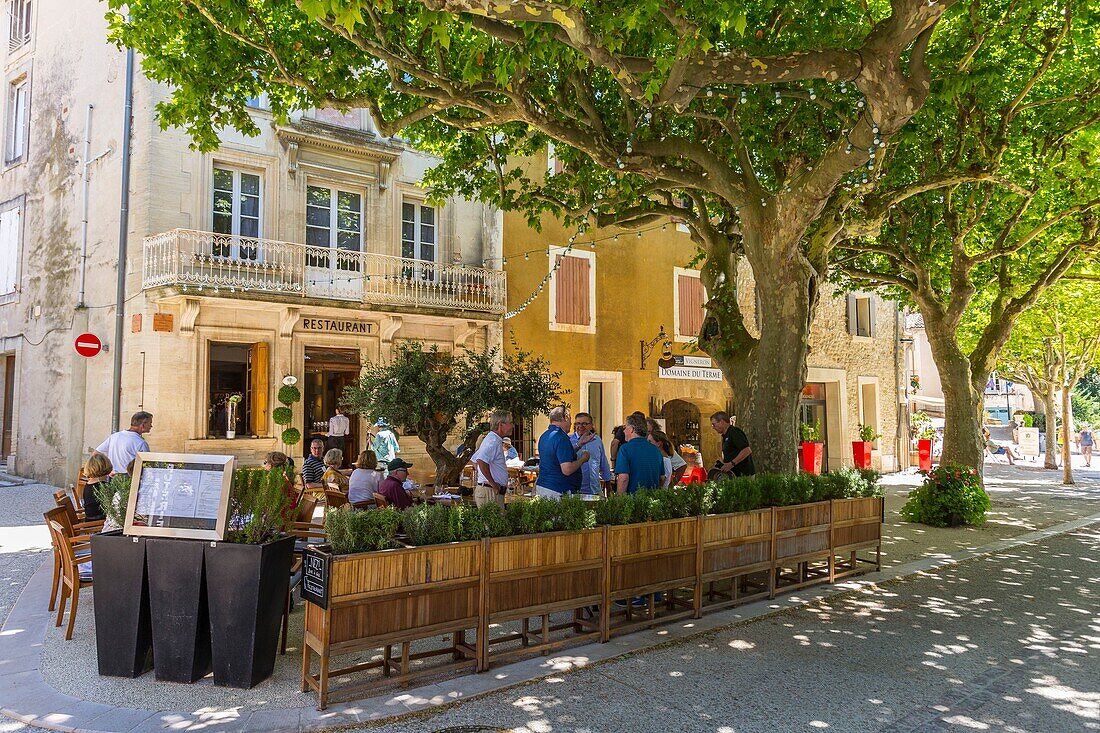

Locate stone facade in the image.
[0,1,502,485]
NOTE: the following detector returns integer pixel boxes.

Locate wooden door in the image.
[249,342,269,436]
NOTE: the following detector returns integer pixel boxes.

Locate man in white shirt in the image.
[469,409,513,508]
[95,411,153,474]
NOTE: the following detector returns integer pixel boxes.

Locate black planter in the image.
[204,535,295,688]
[146,538,211,683]
[90,532,153,678]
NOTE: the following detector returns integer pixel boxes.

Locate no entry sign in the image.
[74,333,102,358]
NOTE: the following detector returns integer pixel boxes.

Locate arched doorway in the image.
[662,399,723,470]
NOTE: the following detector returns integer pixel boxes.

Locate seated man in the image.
[377,458,414,510]
[983,428,1017,465]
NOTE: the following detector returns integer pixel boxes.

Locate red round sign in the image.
[74,333,102,358]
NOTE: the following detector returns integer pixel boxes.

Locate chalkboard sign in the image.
[301,546,331,609]
[123,453,234,541]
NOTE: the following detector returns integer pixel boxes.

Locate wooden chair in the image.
[324,489,349,509]
[295,494,318,523]
[372,492,389,509]
[53,492,103,535]
[72,468,87,512]
[45,514,93,640]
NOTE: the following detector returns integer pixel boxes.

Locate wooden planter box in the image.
[700,508,775,611]
[830,496,884,580]
[773,500,833,592]
[301,541,481,708]
[482,528,605,668]
[302,497,884,709]
[605,516,699,637]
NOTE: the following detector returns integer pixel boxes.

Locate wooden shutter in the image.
[555,254,590,326]
[868,295,877,337]
[677,274,705,338]
[249,342,269,435]
[846,294,857,335]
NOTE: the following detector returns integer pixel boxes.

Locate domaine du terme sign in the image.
[659,365,724,381]
[123,453,235,541]
[298,318,374,334]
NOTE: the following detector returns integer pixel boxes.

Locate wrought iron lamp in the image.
[640,326,674,370]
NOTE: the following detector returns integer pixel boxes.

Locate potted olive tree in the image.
[204,466,295,688]
[853,424,881,469]
[89,475,154,678]
[800,421,824,474]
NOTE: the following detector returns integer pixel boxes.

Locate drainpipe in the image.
[77,104,112,309]
[895,305,905,470]
[111,47,134,433]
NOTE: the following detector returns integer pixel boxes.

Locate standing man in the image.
[327,407,351,459]
[373,419,401,467]
[470,410,513,507]
[302,438,326,487]
[536,406,593,500]
[96,411,153,474]
[614,413,664,494]
[709,411,755,477]
[571,412,611,496]
[1079,424,1094,468]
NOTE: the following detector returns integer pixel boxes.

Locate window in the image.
[8,1,31,52]
[0,201,20,301]
[401,199,436,279]
[847,293,875,338]
[674,268,705,341]
[5,77,28,165]
[311,107,361,129]
[859,380,880,449]
[211,166,261,258]
[547,142,564,175]
[306,185,362,271]
[244,92,268,110]
[208,342,269,438]
[549,247,595,333]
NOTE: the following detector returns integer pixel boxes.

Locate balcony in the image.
[142,229,506,315]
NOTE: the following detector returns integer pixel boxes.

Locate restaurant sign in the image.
[301,546,331,609]
[673,355,713,368]
[659,365,724,381]
[298,317,374,334]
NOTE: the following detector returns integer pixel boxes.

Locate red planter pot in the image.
[852,441,873,469]
[800,441,823,474]
[917,439,933,471]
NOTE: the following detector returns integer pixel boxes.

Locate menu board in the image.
[301,546,331,609]
[1018,427,1041,457]
[124,453,235,541]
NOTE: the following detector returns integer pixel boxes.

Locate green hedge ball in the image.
[278,385,301,406]
[272,406,293,426]
[281,427,302,445]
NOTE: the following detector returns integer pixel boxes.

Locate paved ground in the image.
[2,461,1097,733]
[346,526,1100,733]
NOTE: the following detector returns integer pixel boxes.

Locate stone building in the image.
[503,148,903,473]
[0,1,503,484]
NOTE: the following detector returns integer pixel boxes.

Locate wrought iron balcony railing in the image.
[142,229,506,315]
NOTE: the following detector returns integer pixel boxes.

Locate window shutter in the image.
[868,295,878,337]
[555,255,590,326]
[678,274,705,338]
[846,294,857,335]
[0,208,19,295]
[249,342,269,435]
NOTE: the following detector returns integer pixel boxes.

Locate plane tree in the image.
[829,0,1099,471]
[110,0,956,473]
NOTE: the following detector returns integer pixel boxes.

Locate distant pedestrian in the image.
[95,411,153,474]
[470,410,513,508]
[372,420,401,465]
[614,413,664,494]
[709,411,755,478]
[1080,425,1094,467]
[536,406,592,500]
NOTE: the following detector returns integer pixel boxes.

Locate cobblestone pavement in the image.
[347,527,1100,733]
[0,480,57,626]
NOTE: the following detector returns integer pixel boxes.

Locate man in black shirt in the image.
[709,411,755,477]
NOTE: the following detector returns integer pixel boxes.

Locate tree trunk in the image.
[922,316,985,471]
[1061,385,1074,485]
[1040,386,1059,470]
[420,427,470,490]
[701,209,817,475]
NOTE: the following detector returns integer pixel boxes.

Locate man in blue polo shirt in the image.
[614,413,665,493]
[535,406,593,500]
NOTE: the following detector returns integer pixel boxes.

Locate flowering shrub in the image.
[900,464,990,527]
